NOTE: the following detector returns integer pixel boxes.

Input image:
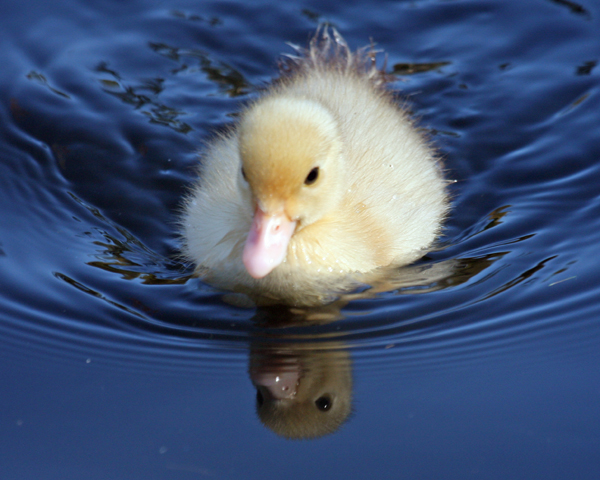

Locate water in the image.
[1,0,599,478]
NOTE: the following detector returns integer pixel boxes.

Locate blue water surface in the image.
[1,0,600,479]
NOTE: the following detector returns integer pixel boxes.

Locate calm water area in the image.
[1,0,599,478]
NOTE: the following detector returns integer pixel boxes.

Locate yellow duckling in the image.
[181,28,448,306]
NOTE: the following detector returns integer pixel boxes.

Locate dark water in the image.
[1,0,600,478]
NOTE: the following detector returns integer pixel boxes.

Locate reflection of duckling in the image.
[181,28,448,306]
[249,345,352,439]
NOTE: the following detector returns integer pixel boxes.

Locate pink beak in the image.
[243,207,297,279]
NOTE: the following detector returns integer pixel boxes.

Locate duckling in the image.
[180,28,448,306]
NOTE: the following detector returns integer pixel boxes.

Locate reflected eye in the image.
[315,395,332,411]
[241,167,248,182]
[304,167,319,185]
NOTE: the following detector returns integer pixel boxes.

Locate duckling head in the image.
[238,96,344,279]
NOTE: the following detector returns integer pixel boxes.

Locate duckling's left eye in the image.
[305,167,319,185]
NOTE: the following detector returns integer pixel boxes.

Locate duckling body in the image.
[181,29,448,306]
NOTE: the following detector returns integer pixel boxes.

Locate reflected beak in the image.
[250,355,300,400]
[252,369,300,400]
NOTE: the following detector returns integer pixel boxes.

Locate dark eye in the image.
[241,167,248,182]
[304,167,319,185]
[315,395,332,411]
[256,389,264,407]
